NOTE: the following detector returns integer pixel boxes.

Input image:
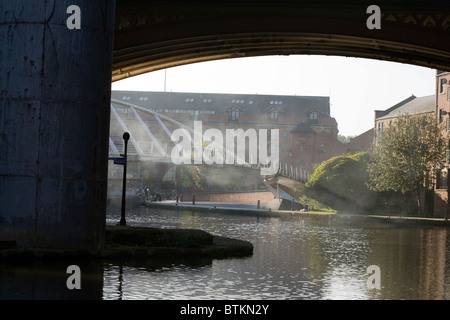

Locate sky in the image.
[111,55,436,137]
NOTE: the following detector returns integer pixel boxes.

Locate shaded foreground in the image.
[102,226,253,259]
[0,226,253,261]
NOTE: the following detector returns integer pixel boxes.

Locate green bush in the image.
[304,152,378,213]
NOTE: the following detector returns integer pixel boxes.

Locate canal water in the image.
[1,206,450,300]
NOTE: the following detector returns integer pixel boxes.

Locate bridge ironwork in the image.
[109,99,311,186]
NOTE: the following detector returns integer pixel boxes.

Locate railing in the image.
[109,99,311,182]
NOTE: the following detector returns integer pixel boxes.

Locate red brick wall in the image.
[290,131,347,173]
[435,71,450,217]
[347,129,374,153]
[181,191,274,204]
[434,190,448,218]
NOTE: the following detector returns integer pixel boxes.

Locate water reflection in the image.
[0,260,103,300]
[101,207,450,300]
[1,207,449,299]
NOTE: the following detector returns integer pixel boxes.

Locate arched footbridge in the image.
[109,99,310,204]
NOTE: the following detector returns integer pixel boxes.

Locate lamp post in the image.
[120,132,130,226]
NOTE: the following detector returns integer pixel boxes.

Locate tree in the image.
[367,113,445,216]
[304,152,378,213]
[337,134,355,144]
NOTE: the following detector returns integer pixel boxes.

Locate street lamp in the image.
[108,132,130,226]
[120,132,130,226]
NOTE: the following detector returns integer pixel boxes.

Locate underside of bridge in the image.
[113,0,450,82]
[2,1,450,252]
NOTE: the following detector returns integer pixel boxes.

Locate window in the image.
[230,109,239,121]
[318,144,326,153]
[440,109,446,123]
[299,142,306,152]
[378,122,384,132]
[283,131,288,137]
[440,78,447,94]
[439,169,448,189]
[309,112,318,120]
[269,111,279,120]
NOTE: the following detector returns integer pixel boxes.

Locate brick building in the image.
[111,90,347,175]
[374,94,435,142]
[347,128,375,153]
[373,70,450,217]
[435,70,450,218]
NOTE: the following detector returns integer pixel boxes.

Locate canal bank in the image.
[0,226,253,261]
[101,225,253,259]
[145,200,450,227]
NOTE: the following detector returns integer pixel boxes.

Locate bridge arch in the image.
[3,0,450,251]
[110,0,450,215]
[112,1,450,82]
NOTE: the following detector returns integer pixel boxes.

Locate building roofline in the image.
[374,95,417,119]
[112,90,330,100]
[375,94,436,122]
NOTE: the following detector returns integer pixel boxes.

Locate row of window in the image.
[298,142,327,153]
[270,100,283,105]
[184,98,284,105]
[120,95,288,107]
[229,110,282,121]
[165,109,216,115]
[232,99,283,105]
[122,96,151,101]
[231,99,253,104]
[117,103,321,125]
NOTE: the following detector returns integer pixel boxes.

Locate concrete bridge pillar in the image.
[0,1,116,252]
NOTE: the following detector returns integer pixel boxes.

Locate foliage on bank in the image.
[304,152,377,213]
[367,113,445,216]
[304,152,416,214]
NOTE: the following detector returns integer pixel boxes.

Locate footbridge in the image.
[109,99,310,204]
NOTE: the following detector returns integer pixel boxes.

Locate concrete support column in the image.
[0,0,116,252]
